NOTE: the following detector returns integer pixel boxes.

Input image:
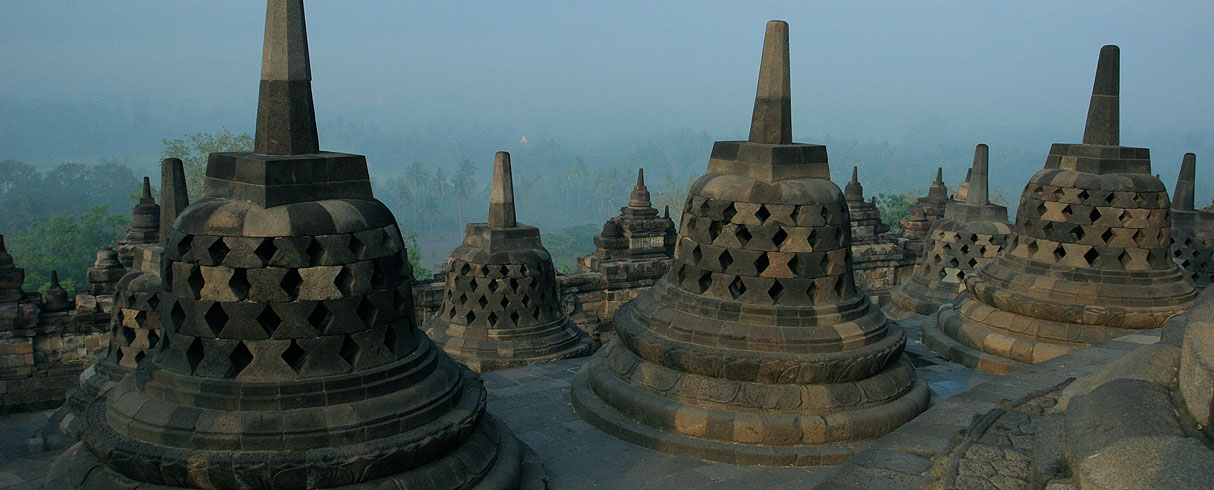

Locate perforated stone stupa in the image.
[930,46,1197,374]
[424,151,590,372]
[54,1,542,488]
[116,177,160,266]
[889,144,1014,318]
[1170,153,1213,290]
[571,20,929,466]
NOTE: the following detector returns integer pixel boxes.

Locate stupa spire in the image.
[1082,45,1119,146]
[488,151,517,228]
[748,20,792,145]
[967,144,990,206]
[1174,153,1196,211]
[844,166,864,201]
[139,177,153,202]
[254,0,319,155]
[629,168,652,208]
[159,158,189,247]
[934,167,943,184]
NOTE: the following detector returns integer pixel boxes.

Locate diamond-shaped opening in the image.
[208,239,230,264]
[736,226,752,245]
[806,229,817,248]
[967,257,979,268]
[1083,247,1099,266]
[521,294,531,307]
[465,310,476,324]
[1089,208,1102,224]
[395,288,409,316]
[186,267,205,298]
[383,323,399,354]
[478,295,489,308]
[147,329,160,348]
[281,269,303,299]
[468,278,479,290]
[755,205,771,223]
[1132,230,1147,246]
[227,341,253,378]
[1070,226,1086,242]
[772,228,788,248]
[500,296,510,309]
[691,244,703,264]
[718,250,734,271]
[1060,204,1073,219]
[229,268,250,301]
[339,335,359,368]
[334,267,356,296]
[170,301,186,328]
[1099,228,1114,245]
[835,276,849,298]
[257,306,280,337]
[787,255,799,275]
[308,303,331,331]
[1053,244,1067,261]
[176,234,193,258]
[805,280,817,299]
[488,279,500,293]
[349,235,366,258]
[186,338,204,374]
[460,262,472,276]
[357,297,378,327]
[134,349,146,363]
[767,281,784,303]
[510,310,521,325]
[1077,189,1090,201]
[1026,239,1039,256]
[307,240,327,267]
[488,312,499,327]
[204,303,229,332]
[755,253,770,274]
[448,306,457,319]
[820,205,830,221]
[122,326,137,344]
[708,221,722,243]
[457,292,468,304]
[697,272,712,294]
[1042,222,1055,236]
[254,238,277,264]
[146,293,160,311]
[1035,201,1048,217]
[1119,250,1133,267]
[509,278,520,292]
[1134,193,1147,206]
[282,340,306,373]
[722,203,737,223]
[1105,192,1117,205]
[1052,187,1064,200]
[699,199,712,216]
[728,276,746,299]
[959,244,970,254]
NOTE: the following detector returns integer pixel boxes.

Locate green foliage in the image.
[160,128,253,201]
[0,159,138,237]
[875,191,919,232]
[397,225,432,281]
[11,205,129,294]
[542,224,601,272]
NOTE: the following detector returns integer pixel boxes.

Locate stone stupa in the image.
[424,151,591,372]
[899,167,950,260]
[888,144,1014,318]
[1170,153,1214,290]
[117,177,160,266]
[52,1,542,488]
[571,20,929,466]
[931,45,1197,374]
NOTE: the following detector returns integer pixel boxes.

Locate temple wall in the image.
[0,298,109,414]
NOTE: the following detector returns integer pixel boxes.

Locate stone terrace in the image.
[0,317,1161,489]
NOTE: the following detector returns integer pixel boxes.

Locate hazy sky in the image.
[2,1,1212,181]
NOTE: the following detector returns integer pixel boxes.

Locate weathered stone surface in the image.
[571,20,928,466]
[1169,153,1214,290]
[931,46,1196,373]
[51,2,541,488]
[425,152,590,372]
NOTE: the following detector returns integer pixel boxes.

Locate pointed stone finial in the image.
[934,167,943,184]
[844,166,864,201]
[254,0,319,155]
[629,168,652,208]
[664,205,671,219]
[1174,153,1196,211]
[50,270,61,288]
[927,167,948,200]
[0,235,7,254]
[160,158,189,247]
[967,144,990,206]
[0,235,11,270]
[1082,45,1119,146]
[140,177,153,202]
[488,151,517,228]
[748,20,792,145]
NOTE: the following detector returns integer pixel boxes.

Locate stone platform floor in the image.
[0,315,1125,489]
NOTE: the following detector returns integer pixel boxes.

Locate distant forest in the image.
[2,125,1205,295]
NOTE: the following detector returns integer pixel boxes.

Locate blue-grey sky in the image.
[2,1,1212,187]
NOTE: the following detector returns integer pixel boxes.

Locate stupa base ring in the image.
[46,413,545,489]
[570,345,930,466]
[922,307,1029,375]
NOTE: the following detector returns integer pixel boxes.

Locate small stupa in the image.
[1170,153,1214,290]
[425,152,591,371]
